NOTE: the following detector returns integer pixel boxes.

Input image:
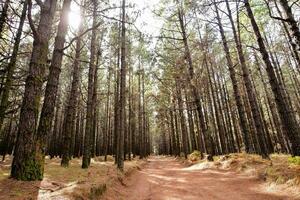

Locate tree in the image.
[116,0,126,171]
[0,0,28,130]
[217,0,268,157]
[37,0,72,171]
[11,0,58,181]
[278,0,300,50]
[0,0,10,38]
[82,0,98,169]
[61,8,84,167]
[244,0,300,156]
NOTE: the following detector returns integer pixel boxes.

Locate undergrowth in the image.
[288,156,300,165]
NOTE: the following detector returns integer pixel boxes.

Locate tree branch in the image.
[35,0,44,7]
[27,0,40,40]
[264,0,292,23]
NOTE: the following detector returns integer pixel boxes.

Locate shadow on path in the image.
[103,156,294,200]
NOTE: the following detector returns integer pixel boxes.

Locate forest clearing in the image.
[1,0,300,199]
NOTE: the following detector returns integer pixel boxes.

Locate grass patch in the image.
[188,150,202,162]
[0,156,145,200]
[288,156,300,165]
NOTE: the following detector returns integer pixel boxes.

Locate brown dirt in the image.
[0,156,144,200]
[102,156,298,200]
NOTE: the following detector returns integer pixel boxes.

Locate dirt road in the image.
[103,156,295,200]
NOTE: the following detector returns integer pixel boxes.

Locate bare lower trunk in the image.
[178,6,211,155]
[82,0,98,168]
[223,0,268,157]
[37,0,71,170]
[116,0,126,171]
[61,15,83,167]
[11,0,57,181]
[245,0,300,156]
[0,0,27,130]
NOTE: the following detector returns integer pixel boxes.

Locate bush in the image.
[188,151,202,162]
[288,156,300,165]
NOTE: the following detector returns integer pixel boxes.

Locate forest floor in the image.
[102,154,300,200]
[0,154,299,200]
[0,156,145,200]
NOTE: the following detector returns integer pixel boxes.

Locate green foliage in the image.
[19,157,43,181]
[288,156,300,165]
[188,150,202,162]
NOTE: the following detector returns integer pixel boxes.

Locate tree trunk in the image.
[274,2,300,69]
[0,0,10,38]
[116,0,126,171]
[178,6,211,155]
[82,0,98,168]
[11,0,57,180]
[0,0,27,130]
[278,0,300,50]
[61,13,83,167]
[223,0,268,157]
[36,0,71,170]
[245,0,300,156]
[104,65,112,161]
[138,44,143,159]
[175,78,188,158]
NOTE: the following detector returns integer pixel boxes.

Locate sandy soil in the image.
[103,156,297,200]
[0,156,143,200]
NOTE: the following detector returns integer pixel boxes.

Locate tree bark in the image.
[36,0,71,170]
[11,0,57,180]
[61,13,83,167]
[223,0,268,157]
[116,0,126,171]
[178,6,211,155]
[0,0,27,130]
[82,0,98,168]
[0,0,10,38]
[245,0,300,156]
[278,0,300,50]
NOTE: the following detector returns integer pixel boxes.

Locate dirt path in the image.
[103,156,296,200]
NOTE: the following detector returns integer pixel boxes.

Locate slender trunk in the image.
[142,68,147,158]
[61,15,83,167]
[175,78,188,158]
[178,7,211,155]
[138,41,143,158]
[82,0,98,168]
[224,0,268,157]
[91,49,100,158]
[173,97,181,155]
[117,0,126,171]
[0,0,10,38]
[185,91,197,151]
[0,0,27,130]
[245,0,300,156]
[104,65,112,161]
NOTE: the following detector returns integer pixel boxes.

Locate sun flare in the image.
[68,4,81,30]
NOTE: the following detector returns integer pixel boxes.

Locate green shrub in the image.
[188,150,202,162]
[288,156,300,165]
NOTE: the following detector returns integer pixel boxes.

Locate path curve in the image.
[103,156,294,200]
